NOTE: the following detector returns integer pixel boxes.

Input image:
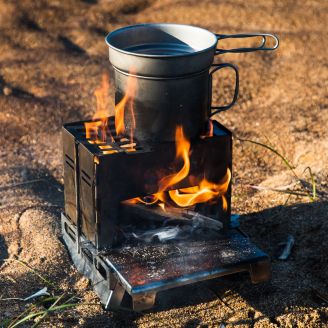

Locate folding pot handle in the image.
[215,33,279,54]
[209,63,239,116]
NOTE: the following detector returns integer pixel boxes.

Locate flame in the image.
[115,95,126,136]
[115,70,137,138]
[125,195,158,205]
[94,73,110,120]
[200,120,214,139]
[168,169,231,210]
[84,70,137,145]
[208,120,214,137]
[84,120,103,140]
[158,126,190,192]
[126,125,231,210]
[84,73,112,142]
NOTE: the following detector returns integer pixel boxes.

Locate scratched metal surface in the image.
[103,230,267,294]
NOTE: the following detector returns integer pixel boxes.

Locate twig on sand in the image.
[245,184,309,197]
[245,182,297,191]
[0,287,49,302]
[278,235,295,260]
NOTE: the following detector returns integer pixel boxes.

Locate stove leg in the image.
[105,281,125,309]
[249,259,271,283]
[132,292,156,311]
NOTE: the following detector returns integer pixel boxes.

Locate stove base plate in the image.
[61,213,270,311]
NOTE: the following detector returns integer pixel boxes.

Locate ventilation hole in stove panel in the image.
[96,261,108,280]
[65,160,74,170]
[81,170,91,180]
[102,150,118,155]
[65,154,74,164]
[64,223,76,242]
[81,247,93,263]
[81,175,91,187]
[87,140,106,145]
[98,145,113,150]
[120,143,136,148]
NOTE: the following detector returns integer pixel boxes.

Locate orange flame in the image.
[127,125,230,210]
[158,126,190,192]
[168,169,231,210]
[85,70,137,145]
[84,73,112,142]
[208,120,214,137]
[115,70,137,138]
[200,120,214,139]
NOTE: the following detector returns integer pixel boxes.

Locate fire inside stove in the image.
[61,74,270,311]
[85,73,231,213]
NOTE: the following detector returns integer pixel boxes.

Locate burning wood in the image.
[125,125,231,210]
[164,206,223,231]
[131,226,181,243]
[121,202,223,237]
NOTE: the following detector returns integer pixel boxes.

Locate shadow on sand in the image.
[122,201,327,326]
[4,164,326,326]
[0,235,8,269]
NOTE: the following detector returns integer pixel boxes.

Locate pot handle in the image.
[215,33,279,54]
[209,63,239,116]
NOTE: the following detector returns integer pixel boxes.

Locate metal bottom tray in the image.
[61,213,270,311]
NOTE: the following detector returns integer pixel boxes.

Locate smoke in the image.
[126,215,223,243]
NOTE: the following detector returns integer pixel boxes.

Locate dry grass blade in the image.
[31,293,66,328]
[246,184,309,197]
[9,301,100,327]
[235,136,317,201]
[303,166,316,200]
[235,136,296,174]
[2,259,57,288]
[4,304,37,328]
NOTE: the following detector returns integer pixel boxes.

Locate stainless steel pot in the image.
[105,23,279,142]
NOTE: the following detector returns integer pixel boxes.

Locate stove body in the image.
[61,116,270,311]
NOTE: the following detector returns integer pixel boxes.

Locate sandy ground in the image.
[0,0,328,327]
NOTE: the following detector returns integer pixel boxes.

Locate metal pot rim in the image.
[112,65,210,80]
[105,23,217,58]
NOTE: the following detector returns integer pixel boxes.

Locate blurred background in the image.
[0,1,327,327]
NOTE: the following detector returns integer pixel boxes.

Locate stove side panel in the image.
[78,145,96,244]
[62,128,78,225]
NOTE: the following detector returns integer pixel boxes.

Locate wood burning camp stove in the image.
[61,24,279,311]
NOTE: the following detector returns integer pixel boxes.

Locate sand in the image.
[0,0,327,326]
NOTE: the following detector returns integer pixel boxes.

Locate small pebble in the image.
[3,86,12,96]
